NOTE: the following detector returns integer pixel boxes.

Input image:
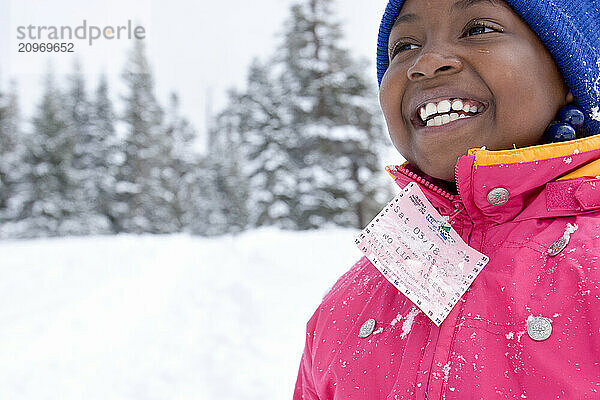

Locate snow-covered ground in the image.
[0,227,363,399]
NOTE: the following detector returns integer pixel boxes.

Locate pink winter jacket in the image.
[294,135,600,399]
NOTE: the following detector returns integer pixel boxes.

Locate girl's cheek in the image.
[381,59,409,86]
[380,67,406,109]
[379,77,397,119]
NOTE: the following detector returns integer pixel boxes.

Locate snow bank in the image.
[0,227,362,400]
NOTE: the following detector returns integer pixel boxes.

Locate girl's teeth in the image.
[437,100,451,113]
[425,112,474,127]
[451,100,463,111]
[426,103,437,116]
[420,99,484,126]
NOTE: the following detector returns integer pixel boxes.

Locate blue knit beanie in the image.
[376,0,600,135]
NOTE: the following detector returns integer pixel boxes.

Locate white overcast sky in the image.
[0,0,389,153]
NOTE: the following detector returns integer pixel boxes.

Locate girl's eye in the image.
[389,42,419,60]
[465,22,501,37]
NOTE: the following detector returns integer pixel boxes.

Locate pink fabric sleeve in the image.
[293,317,320,400]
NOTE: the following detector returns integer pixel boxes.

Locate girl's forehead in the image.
[391,0,525,39]
[397,0,511,18]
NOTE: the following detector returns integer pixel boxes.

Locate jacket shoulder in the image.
[321,256,381,305]
[305,256,395,349]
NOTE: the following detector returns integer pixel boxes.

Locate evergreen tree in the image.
[66,61,111,234]
[232,60,299,229]
[0,84,14,212]
[190,95,250,236]
[90,74,122,233]
[162,92,199,231]
[212,0,390,233]
[15,71,82,237]
[0,80,22,233]
[119,40,175,233]
[277,0,390,229]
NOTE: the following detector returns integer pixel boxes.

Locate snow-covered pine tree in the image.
[188,155,216,236]
[65,61,111,234]
[120,40,177,234]
[90,74,122,233]
[278,0,390,229]
[0,89,11,217]
[162,92,199,231]
[224,60,298,230]
[202,0,389,233]
[15,71,82,237]
[0,80,22,233]
[190,92,250,236]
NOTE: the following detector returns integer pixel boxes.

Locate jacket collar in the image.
[387,135,600,224]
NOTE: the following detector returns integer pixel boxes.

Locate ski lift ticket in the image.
[355,182,489,326]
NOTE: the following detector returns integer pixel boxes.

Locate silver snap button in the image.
[547,237,569,257]
[487,187,510,206]
[358,319,376,338]
[527,316,552,341]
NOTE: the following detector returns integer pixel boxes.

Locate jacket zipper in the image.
[394,165,466,221]
[395,164,467,400]
[450,162,466,222]
[394,165,457,202]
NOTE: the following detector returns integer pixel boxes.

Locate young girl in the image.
[294,0,600,398]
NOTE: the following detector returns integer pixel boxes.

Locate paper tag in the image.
[355,182,489,326]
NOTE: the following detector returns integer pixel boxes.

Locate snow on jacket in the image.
[294,135,600,399]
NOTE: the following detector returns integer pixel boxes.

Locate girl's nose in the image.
[407,48,463,81]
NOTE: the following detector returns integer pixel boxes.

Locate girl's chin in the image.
[413,153,464,182]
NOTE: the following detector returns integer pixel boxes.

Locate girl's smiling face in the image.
[379,0,572,181]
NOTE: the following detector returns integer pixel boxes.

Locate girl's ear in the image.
[566,91,574,103]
